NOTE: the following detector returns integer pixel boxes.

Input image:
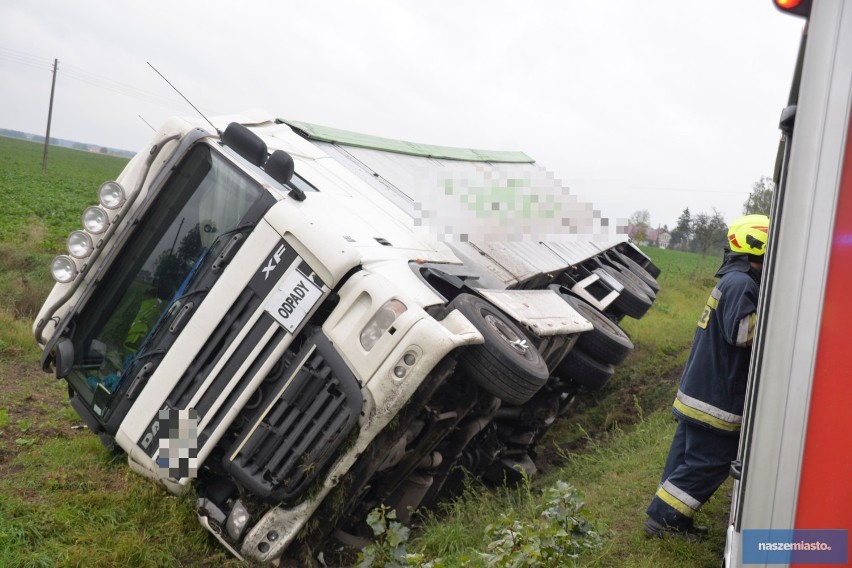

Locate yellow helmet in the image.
[728,214,769,256]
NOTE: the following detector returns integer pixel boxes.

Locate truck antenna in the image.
[147,62,221,135]
[138,114,156,132]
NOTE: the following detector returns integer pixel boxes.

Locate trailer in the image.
[33,112,659,563]
[724,0,852,565]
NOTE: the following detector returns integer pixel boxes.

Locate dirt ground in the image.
[0,359,85,474]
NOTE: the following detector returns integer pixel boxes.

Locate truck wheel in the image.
[560,295,633,365]
[613,251,660,293]
[610,260,656,300]
[600,265,652,319]
[453,294,550,406]
[556,347,615,390]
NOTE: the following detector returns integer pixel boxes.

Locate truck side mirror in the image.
[222,123,268,167]
[266,150,305,201]
[53,337,75,379]
[265,150,295,185]
[779,105,796,136]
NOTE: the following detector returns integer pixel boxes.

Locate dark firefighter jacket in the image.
[672,252,761,434]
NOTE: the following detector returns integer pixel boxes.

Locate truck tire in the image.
[600,265,653,319]
[556,347,615,390]
[617,246,662,278]
[453,294,550,406]
[560,295,633,365]
[610,260,656,300]
[612,251,661,293]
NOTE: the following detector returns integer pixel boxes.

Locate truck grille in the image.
[168,288,264,411]
[223,333,362,504]
[141,237,329,452]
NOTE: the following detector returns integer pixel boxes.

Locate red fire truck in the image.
[724,0,852,565]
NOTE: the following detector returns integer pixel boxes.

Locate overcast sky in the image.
[1,0,803,229]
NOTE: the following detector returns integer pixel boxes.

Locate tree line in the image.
[630,176,774,256]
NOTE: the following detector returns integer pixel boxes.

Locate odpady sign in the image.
[265,267,323,333]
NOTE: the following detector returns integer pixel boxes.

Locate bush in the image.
[481,481,603,567]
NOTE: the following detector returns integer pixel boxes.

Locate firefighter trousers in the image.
[646,418,739,529]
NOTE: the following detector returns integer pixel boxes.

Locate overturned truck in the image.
[34,111,660,563]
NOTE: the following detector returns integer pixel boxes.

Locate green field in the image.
[0,136,726,567]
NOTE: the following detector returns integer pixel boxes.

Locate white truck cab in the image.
[34,112,659,563]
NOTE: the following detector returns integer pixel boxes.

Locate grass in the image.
[0,135,729,566]
[539,413,731,567]
[0,366,242,567]
[0,136,128,322]
[0,436,242,568]
[0,137,241,568]
[0,136,126,245]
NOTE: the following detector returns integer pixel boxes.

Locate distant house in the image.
[627,225,671,248]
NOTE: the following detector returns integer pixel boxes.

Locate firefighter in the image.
[644,214,769,540]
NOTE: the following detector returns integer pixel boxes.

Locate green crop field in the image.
[0,135,727,567]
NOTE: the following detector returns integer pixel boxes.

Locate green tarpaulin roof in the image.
[279,119,535,164]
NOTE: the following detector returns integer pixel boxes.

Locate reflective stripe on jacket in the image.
[674,390,741,432]
[672,256,759,434]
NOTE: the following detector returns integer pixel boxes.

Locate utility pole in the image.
[42,58,58,175]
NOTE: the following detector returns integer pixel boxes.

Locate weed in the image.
[358,505,430,568]
[633,394,645,422]
[1,307,45,363]
[481,480,604,567]
[576,423,594,444]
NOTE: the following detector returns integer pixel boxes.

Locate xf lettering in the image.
[261,244,287,280]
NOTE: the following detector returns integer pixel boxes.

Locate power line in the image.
[630,186,750,195]
[574,183,751,196]
[0,54,53,72]
[60,68,185,110]
[62,62,183,105]
[0,45,187,111]
[0,46,53,67]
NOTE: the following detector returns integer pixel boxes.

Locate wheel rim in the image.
[484,312,534,361]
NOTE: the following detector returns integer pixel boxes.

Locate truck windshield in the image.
[66,143,265,418]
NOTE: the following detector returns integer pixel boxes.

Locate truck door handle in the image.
[730,460,742,480]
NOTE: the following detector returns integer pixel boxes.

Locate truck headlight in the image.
[51,255,78,283]
[98,181,126,209]
[360,299,407,351]
[82,206,109,234]
[225,500,250,542]
[67,230,94,259]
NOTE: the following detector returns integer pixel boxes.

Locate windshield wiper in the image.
[173,221,256,298]
[122,222,256,390]
[127,347,167,366]
[210,222,254,273]
[131,287,209,360]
